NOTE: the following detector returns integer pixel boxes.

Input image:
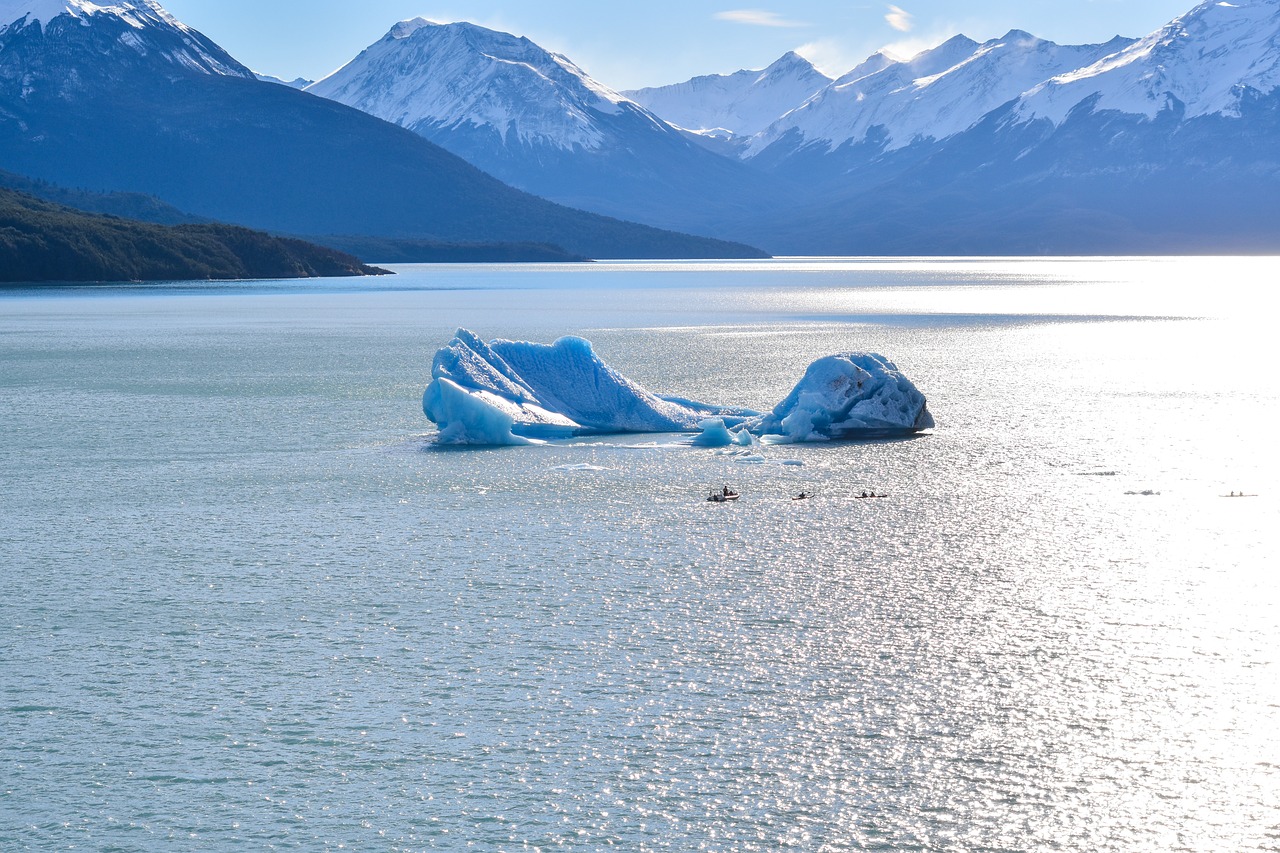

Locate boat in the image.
[708,488,740,503]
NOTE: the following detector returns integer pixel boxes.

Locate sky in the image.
[161,0,1202,89]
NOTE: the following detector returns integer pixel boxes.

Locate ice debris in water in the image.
[423,329,933,446]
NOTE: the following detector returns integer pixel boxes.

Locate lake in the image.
[2,258,1277,850]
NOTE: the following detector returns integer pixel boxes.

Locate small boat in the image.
[708,487,740,503]
[855,492,888,499]
[792,492,813,501]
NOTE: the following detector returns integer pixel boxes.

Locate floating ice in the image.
[690,417,753,448]
[423,329,933,446]
[747,352,935,443]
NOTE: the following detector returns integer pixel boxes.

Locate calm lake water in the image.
[2,258,1278,851]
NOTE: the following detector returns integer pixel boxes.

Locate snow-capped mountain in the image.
[623,51,831,138]
[307,18,636,151]
[748,31,1134,158]
[0,0,252,80]
[0,0,762,258]
[3,0,1278,255]
[726,0,1280,254]
[1013,0,1280,124]
[306,18,791,237]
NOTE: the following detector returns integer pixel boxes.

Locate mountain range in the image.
[3,0,1279,258]
[0,0,764,260]
[304,19,793,237]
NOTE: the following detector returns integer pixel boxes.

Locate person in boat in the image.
[860,491,868,498]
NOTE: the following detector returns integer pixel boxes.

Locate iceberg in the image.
[423,329,933,446]
[746,352,935,443]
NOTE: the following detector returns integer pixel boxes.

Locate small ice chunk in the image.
[691,417,753,448]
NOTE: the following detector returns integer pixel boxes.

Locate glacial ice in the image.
[423,329,933,446]
[747,352,935,443]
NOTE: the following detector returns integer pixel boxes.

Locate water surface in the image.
[2,258,1277,850]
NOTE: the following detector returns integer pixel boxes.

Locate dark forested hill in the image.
[0,188,386,283]
[0,168,207,225]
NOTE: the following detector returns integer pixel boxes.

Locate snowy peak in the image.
[2,0,130,28]
[623,51,831,137]
[388,16,437,39]
[763,51,821,79]
[748,29,1135,155]
[0,0,253,78]
[836,35,980,87]
[306,19,642,150]
[4,0,183,33]
[1016,0,1280,123]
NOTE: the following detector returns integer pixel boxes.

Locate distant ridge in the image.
[0,169,207,225]
[624,52,832,138]
[0,187,387,283]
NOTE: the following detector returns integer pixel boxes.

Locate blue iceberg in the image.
[423,329,933,446]
[747,353,935,443]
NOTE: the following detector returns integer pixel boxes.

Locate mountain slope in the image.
[1013,0,1280,123]
[729,0,1280,254]
[306,19,795,241]
[716,0,1280,254]
[0,2,765,259]
[0,0,252,78]
[0,168,207,224]
[0,186,386,282]
[748,31,1134,161]
[736,88,1280,255]
[622,52,831,138]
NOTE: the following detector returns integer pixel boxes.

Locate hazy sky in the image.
[161,0,1201,89]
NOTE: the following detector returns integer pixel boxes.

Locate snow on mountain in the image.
[301,17,791,242]
[307,18,642,151]
[0,0,252,78]
[255,72,312,89]
[622,51,831,137]
[1015,0,1280,124]
[749,31,1134,156]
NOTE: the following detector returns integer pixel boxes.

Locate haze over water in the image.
[2,258,1277,850]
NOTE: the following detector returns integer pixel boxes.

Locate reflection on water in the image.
[1,258,1277,850]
